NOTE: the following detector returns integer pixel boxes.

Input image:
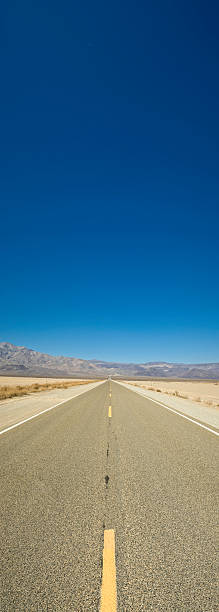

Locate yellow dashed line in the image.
[108,406,112,418]
[100,529,117,612]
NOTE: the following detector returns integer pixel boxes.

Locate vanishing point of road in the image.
[0,381,218,611]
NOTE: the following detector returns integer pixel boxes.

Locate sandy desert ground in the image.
[127,379,219,408]
[0,376,85,387]
[0,376,95,401]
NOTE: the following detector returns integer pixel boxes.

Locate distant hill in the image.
[0,342,218,379]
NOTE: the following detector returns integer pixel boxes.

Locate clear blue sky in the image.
[1,1,219,363]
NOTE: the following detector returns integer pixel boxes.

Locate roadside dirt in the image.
[126,379,219,409]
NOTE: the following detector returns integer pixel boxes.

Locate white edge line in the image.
[0,381,105,436]
[115,381,219,437]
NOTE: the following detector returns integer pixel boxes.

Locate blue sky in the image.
[1,0,219,363]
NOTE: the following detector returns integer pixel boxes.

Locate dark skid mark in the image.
[107,443,109,458]
[105,475,109,487]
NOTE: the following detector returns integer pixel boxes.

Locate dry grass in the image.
[174,390,188,399]
[0,380,96,401]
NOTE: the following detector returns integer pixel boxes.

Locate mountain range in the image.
[0,342,218,379]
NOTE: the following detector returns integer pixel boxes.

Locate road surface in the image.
[0,381,218,611]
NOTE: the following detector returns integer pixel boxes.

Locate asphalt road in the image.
[0,381,218,611]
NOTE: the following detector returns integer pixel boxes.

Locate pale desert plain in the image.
[0,376,87,387]
[127,379,219,409]
[0,376,95,401]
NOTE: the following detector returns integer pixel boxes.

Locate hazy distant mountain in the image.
[0,342,218,379]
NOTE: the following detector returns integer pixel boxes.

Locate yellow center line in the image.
[108,406,112,418]
[100,529,117,612]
